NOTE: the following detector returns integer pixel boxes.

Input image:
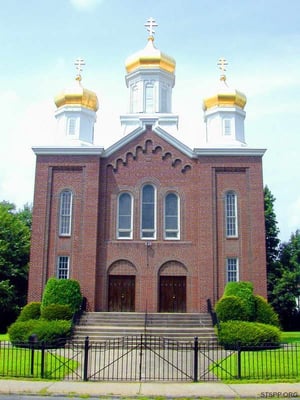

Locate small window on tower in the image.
[68,118,77,135]
[223,119,232,136]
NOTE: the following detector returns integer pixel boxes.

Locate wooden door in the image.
[159,276,186,312]
[108,275,135,312]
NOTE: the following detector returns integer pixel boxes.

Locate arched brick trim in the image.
[108,259,137,275]
[158,260,188,276]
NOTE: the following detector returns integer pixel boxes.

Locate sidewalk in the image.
[1,379,300,398]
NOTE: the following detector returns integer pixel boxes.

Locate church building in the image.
[28,18,267,313]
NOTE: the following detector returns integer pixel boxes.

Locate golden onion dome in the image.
[125,36,176,74]
[203,75,247,111]
[54,75,99,112]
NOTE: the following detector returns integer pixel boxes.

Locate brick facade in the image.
[28,129,267,312]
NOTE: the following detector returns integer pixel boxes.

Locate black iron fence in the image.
[0,336,299,382]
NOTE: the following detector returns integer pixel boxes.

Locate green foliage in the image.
[224,281,255,321]
[218,320,282,348]
[41,304,73,321]
[17,302,41,322]
[41,278,82,313]
[8,319,72,345]
[0,202,31,331]
[254,295,280,327]
[264,186,280,268]
[215,295,248,322]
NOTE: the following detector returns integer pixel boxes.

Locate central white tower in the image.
[120,18,178,135]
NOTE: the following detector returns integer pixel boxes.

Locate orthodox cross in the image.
[144,17,158,37]
[74,57,86,80]
[217,57,228,80]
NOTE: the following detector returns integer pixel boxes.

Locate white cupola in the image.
[54,58,99,145]
[120,18,178,135]
[203,58,247,147]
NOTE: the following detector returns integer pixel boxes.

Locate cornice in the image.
[32,146,104,156]
[193,147,266,157]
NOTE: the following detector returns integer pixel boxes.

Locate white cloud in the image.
[69,0,103,10]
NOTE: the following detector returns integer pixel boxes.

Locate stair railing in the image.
[207,298,220,331]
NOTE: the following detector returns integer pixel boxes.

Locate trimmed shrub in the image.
[8,319,72,345]
[41,304,73,321]
[41,278,82,313]
[218,320,282,348]
[224,282,255,321]
[254,295,280,327]
[215,295,248,322]
[16,302,41,322]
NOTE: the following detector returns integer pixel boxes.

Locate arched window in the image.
[141,184,156,239]
[117,192,133,239]
[59,190,72,236]
[164,193,179,239]
[225,191,238,237]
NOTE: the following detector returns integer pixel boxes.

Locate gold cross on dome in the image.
[74,57,86,79]
[217,57,228,80]
[144,17,158,37]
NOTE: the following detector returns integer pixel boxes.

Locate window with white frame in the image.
[145,83,154,113]
[131,85,138,113]
[117,192,133,239]
[226,258,239,282]
[225,191,238,237]
[141,184,156,239]
[57,256,70,279]
[67,118,77,135]
[164,193,179,239]
[223,118,232,136]
[59,190,72,236]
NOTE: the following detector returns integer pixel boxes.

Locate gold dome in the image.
[125,36,176,74]
[203,75,247,111]
[54,76,99,112]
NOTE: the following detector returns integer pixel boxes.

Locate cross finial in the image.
[144,17,158,38]
[74,57,86,81]
[217,57,228,81]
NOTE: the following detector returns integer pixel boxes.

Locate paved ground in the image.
[0,379,300,398]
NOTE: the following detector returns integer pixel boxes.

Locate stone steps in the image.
[72,312,217,343]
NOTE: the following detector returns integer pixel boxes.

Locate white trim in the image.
[117,192,133,240]
[164,192,180,240]
[140,183,157,240]
[194,147,266,156]
[226,257,239,282]
[33,146,104,155]
[225,191,238,238]
[57,256,70,279]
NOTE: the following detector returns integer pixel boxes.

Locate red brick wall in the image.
[28,129,267,313]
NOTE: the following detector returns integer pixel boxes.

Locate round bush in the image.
[215,296,248,322]
[224,282,255,321]
[8,319,72,345]
[41,278,82,313]
[254,295,280,327]
[218,320,282,348]
[17,302,41,322]
[41,304,73,321]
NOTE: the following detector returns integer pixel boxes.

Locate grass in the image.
[0,334,9,341]
[0,345,79,379]
[281,331,300,343]
[211,345,300,381]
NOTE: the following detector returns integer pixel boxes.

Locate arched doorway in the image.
[158,261,187,312]
[107,260,136,312]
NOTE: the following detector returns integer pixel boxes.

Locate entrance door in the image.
[108,275,135,312]
[159,276,186,312]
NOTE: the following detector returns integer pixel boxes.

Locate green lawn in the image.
[0,346,79,379]
[281,331,300,343]
[0,334,9,341]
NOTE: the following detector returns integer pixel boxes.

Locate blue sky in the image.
[0,0,299,241]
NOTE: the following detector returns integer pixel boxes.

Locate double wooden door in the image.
[159,276,186,312]
[108,275,135,312]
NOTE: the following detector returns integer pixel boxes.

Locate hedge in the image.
[218,320,282,348]
[41,304,73,321]
[254,295,280,327]
[224,281,255,321]
[8,319,72,345]
[41,278,82,313]
[215,295,248,322]
[16,302,41,322]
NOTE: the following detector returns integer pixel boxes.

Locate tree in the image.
[272,230,300,329]
[264,186,281,299]
[0,202,31,332]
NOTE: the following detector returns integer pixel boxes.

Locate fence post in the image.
[83,336,89,381]
[237,342,241,379]
[193,337,199,382]
[40,341,45,379]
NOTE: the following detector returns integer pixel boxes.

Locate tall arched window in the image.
[117,192,133,239]
[164,193,179,239]
[59,190,72,236]
[141,184,156,239]
[225,191,238,237]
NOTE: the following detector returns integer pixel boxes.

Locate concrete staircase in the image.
[72,312,218,343]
